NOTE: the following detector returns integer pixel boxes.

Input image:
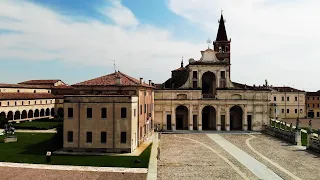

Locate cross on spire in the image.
[206,38,212,48]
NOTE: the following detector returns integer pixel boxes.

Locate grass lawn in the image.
[12,120,62,130]
[0,133,151,168]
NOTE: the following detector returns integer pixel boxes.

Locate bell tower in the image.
[213,11,231,78]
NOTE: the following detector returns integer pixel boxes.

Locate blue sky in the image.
[0,0,320,91]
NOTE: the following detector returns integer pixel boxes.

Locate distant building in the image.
[62,71,154,153]
[306,91,320,118]
[0,83,63,122]
[269,87,306,119]
[19,79,66,87]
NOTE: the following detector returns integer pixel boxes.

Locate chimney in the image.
[140,78,143,84]
[149,80,152,86]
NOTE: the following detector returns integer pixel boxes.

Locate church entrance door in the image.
[202,106,216,130]
[230,105,243,130]
[247,115,252,131]
[176,105,188,130]
[167,115,172,130]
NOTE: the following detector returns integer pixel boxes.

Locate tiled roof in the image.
[73,71,154,88]
[0,83,51,89]
[271,86,305,92]
[19,79,61,85]
[0,93,58,100]
[52,85,73,89]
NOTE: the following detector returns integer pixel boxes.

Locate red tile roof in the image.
[19,79,61,85]
[0,83,51,89]
[271,86,305,92]
[73,71,154,88]
[171,67,186,72]
[0,93,58,100]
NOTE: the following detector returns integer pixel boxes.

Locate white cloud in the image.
[0,0,319,91]
[101,0,139,27]
[168,0,320,91]
[0,0,204,84]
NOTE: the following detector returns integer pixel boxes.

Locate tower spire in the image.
[216,10,228,41]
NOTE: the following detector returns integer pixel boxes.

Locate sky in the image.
[0,0,319,91]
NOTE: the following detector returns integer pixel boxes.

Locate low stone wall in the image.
[308,136,320,152]
[263,124,299,145]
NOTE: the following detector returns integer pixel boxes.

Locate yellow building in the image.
[62,71,154,153]
[269,87,306,119]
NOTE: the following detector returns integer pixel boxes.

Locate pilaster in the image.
[189,104,193,130]
[226,106,230,131]
[216,105,221,130]
[198,105,202,131]
[216,71,220,88]
[243,105,248,131]
[171,106,176,131]
[162,110,166,130]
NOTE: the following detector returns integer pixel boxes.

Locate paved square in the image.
[158,133,320,180]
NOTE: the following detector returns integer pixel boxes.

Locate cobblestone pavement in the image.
[157,134,257,180]
[221,134,320,180]
[0,166,146,180]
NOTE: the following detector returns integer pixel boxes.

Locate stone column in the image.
[189,105,193,130]
[226,106,230,131]
[216,106,221,131]
[171,106,176,131]
[162,110,166,130]
[243,106,248,131]
[198,105,202,131]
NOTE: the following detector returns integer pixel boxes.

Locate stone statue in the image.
[265,79,268,87]
[3,123,15,136]
[290,123,293,132]
[295,118,300,130]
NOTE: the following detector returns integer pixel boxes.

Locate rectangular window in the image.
[317,112,320,117]
[35,101,37,104]
[313,104,315,107]
[193,81,197,88]
[318,104,320,108]
[295,97,298,101]
[121,132,126,143]
[121,107,127,118]
[287,96,289,101]
[273,96,276,101]
[101,132,107,144]
[34,90,36,93]
[295,109,297,113]
[22,101,24,105]
[7,102,9,106]
[308,97,310,100]
[0,102,1,106]
[101,108,107,119]
[144,104,146,113]
[134,109,136,117]
[86,132,92,143]
[281,109,284,113]
[308,104,310,107]
[68,108,73,118]
[287,109,289,113]
[300,109,303,113]
[17,90,20,93]
[220,71,226,78]
[281,97,284,101]
[140,105,142,115]
[318,97,320,100]
[193,71,197,79]
[87,108,92,118]
[67,131,73,142]
[29,101,30,105]
[313,97,315,100]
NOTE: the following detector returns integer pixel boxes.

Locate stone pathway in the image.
[207,134,282,180]
[0,162,147,173]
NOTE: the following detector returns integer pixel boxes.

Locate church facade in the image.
[154,14,271,131]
